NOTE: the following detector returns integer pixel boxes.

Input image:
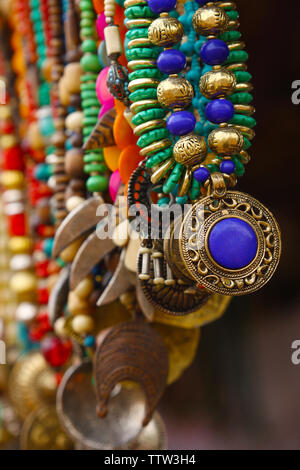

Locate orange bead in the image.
[114,99,125,115]
[103,145,121,172]
[93,0,104,13]
[113,113,137,150]
[119,144,143,184]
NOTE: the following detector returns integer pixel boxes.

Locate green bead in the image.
[207,164,219,173]
[146,147,173,168]
[125,6,156,19]
[79,0,94,11]
[232,156,245,177]
[80,18,94,28]
[230,114,256,128]
[87,175,108,193]
[219,31,241,41]
[84,108,100,117]
[84,163,107,174]
[129,88,158,102]
[225,50,249,65]
[81,11,95,19]
[226,10,239,20]
[229,92,253,105]
[234,71,252,83]
[81,90,98,100]
[189,178,201,201]
[84,151,104,163]
[82,98,100,108]
[57,258,67,268]
[81,73,98,82]
[137,128,169,148]
[163,163,183,194]
[128,69,164,81]
[126,46,160,61]
[132,108,165,126]
[81,54,100,73]
[81,27,95,38]
[126,28,149,40]
[243,137,251,150]
[83,117,98,127]
[82,39,97,53]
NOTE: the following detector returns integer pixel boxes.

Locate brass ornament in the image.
[208,125,244,156]
[178,190,281,296]
[173,133,207,169]
[157,77,194,109]
[57,360,161,450]
[200,68,237,99]
[148,16,184,47]
[94,319,169,426]
[20,406,73,450]
[192,5,229,36]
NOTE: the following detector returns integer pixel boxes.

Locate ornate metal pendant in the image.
[177,189,281,296]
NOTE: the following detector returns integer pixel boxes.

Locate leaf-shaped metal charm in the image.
[48,266,70,325]
[83,108,116,151]
[52,196,104,258]
[70,227,115,289]
[94,318,169,426]
[96,248,136,306]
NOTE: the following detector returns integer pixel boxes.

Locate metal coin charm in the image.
[57,360,155,450]
[179,190,281,296]
[94,319,169,426]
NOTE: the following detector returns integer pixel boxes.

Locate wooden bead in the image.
[65,111,84,131]
[58,77,71,106]
[64,63,82,94]
[65,148,85,178]
[74,276,94,299]
[72,314,94,334]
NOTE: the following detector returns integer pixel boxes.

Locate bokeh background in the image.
[160,0,300,450]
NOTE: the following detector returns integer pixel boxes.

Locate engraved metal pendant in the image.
[178,188,281,296]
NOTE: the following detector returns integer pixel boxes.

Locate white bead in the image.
[15,302,38,323]
[54,317,68,338]
[10,254,33,271]
[66,195,85,212]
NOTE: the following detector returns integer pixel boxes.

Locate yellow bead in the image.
[68,291,90,316]
[148,16,184,47]
[157,77,194,109]
[54,317,68,338]
[64,63,82,94]
[74,276,94,300]
[200,68,236,99]
[66,195,85,212]
[59,237,84,263]
[27,122,44,150]
[0,134,17,149]
[71,314,94,334]
[173,133,207,168]
[208,126,244,156]
[1,171,24,189]
[192,6,229,36]
[9,236,32,254]
[10,271,37,295]
[0,105,12,119]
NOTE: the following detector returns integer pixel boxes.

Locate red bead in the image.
[29,325,45,342]
[2,146,24,171]
[37,287,49,305]
[36,259,50,278]
[41,336,72,367]
[8,213,26,236]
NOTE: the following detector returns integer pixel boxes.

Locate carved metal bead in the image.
[157,77,194,109]
[208,126,244,156]
[148,16,184,47]
[192,6,229,36]
[199,68,236,99]
[106,63,130,106]
[173,133,207,169]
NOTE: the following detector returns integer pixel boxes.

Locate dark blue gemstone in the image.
[220,159,236,174]
[157,49,186,75]
[167,110,196,136]
[194,166,210,183]
[200,39,229,66]
[148,0,177,14]
[205,99,235,124]
[208,217,258,270]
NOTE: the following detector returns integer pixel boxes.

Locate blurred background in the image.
[160,0,300,450]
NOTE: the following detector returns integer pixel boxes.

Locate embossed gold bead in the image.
[192,6,229,36]
[157,77,194,109]
[200,68,236,99]
[173,134,207,169]
[148,16,184,47]
[208,126,244,156]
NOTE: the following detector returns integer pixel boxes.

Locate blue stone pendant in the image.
[179,190,281,296]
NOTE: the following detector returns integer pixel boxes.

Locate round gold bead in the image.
[208,126,244,156]
[200,68,236,99]
[192,6,229,36]
[157,77,194,109]
[173,133,207,169]
[148,16,184,47]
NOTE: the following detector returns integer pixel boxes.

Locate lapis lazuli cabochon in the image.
[208,217,258,270]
